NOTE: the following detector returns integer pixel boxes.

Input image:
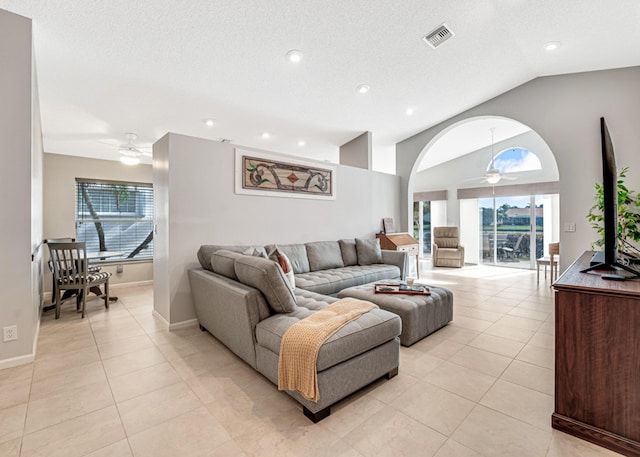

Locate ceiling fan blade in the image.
[96,139,119,147]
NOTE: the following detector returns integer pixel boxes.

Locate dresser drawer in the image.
[397,244,419,255]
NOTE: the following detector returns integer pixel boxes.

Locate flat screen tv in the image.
[581,117,640,279]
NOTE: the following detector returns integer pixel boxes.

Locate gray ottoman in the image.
[337,282,453,346]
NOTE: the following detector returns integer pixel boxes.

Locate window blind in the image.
[75,179,154,261]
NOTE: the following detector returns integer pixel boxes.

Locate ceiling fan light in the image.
[120,156,140,165]
[486,174,501,184]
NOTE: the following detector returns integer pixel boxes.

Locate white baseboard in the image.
[152,309,170,329]
[0,319,40,371]
[169,318,199,331]
[0,353,35,370]
[152,311,198,331]
[111,280,154,289]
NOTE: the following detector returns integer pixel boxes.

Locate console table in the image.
[376,233,420,278]
[552,251,640,456]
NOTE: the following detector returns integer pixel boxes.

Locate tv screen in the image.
[601,117,618,266]
[582,117,639,279]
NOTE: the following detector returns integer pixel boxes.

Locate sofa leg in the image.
[303,406,331,423]
[385,367,399,379]
[199,324,207,332]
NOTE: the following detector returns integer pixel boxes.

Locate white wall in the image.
[43,153,154,293]
[154,133,403,325]
[398,66,640,271]
[460,199,479,264]
[0,10,41,368]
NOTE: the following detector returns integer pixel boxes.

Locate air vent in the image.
[422,23,454,49]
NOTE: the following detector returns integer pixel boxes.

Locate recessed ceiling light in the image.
[298,140,306,147]
[261,132,270,139]
[543,41,561,51]
[286,49,303,63]
[406,108,414,116]
[205,119,214,127]
[357,84,370,94]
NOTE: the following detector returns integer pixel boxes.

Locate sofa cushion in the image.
[295,264,401,295]
[197,244,267,271]
[235,255,297,314]
[437,248,463,259]
[306,241,344,271]
[211,250,244,280]
[338,239,358,266]
[356,238,383,265]
[265,244,310,274]
[255,291,401,372]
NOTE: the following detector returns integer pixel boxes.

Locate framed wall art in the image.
[235,149,336,200]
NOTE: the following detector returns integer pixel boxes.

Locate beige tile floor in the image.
[0,266,624,457]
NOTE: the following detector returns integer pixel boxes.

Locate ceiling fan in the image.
[466,127,517,185]
[116,133,152,165]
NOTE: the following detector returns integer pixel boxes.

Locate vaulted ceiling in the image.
[2,1,639,171]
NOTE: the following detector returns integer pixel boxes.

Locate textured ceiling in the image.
[1,0,639,171]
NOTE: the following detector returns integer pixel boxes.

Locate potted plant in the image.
[587,167,640,250]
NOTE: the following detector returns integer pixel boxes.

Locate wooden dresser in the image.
[376,233,420,278]
[552,251,640,456]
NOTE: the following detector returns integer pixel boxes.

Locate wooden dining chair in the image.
[46,238,104,311]
[536,242,560,285]
[48,242,112,319]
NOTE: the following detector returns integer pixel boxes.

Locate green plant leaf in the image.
[587,166,640,249]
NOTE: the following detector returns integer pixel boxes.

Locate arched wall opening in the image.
[408,115,561,269]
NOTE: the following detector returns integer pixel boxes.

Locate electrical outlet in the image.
[564,223,576,232]
[3,325,17,342]
[116,264,123,274]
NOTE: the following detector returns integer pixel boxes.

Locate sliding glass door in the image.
[413,201,432,258]
[479,195,544,269]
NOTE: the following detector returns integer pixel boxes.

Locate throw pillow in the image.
[355,238,383,265]
[234,255,297,313]
[306,241,344,271]
[243,247,268,258]
[264,243,310,273]
[268,246,295,291]
[338,239,358,266]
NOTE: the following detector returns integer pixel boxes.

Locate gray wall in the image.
[43,153,154,293]
[340,131,372,170]
[0,10,42,368]
[154,133,402,325]
[397,66,640,270]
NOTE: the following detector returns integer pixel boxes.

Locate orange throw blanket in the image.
[278,297,378,402]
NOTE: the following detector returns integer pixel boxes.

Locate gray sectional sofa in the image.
[188,239,407,422]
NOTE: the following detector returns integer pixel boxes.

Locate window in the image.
[75,179,153,261]
[491,147,542,173]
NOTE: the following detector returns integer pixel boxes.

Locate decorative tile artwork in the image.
[235,149,336,200]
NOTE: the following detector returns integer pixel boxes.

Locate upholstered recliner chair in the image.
[432,226,465,268]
